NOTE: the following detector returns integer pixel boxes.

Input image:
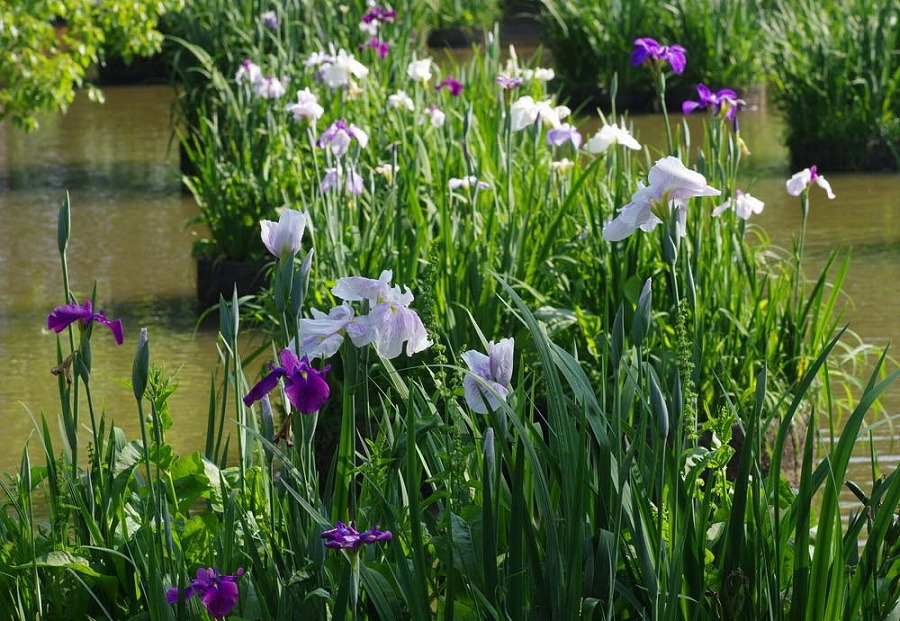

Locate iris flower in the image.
[358,37,389,58]
[254,76,287,99]
[315,48,369,89]
[585,122,642,153]
[243,349,331,414]
[509,96,570,131]
[682,83,745,130]
[286,88,324,122]
[407,57,434,83]
[546,123,582,149]
[235,59,262,85]
[166,567,244,618]
[388,90,415,111]
[331,270,432,359]
[260,209,308,259]
[317,119,368,158]
[603,156,720,241]
[260,10,278,30]
[47,300,124,345]
[422,105,446,127]
[712,190,764,220]
[449,176,490,190]
[462,338,514,414]
[321,166,364,195]
[631,37,686,74]
[322,522,392,550]
[786,165,835,199]
[495,74,523,90]
[436,76,464,96]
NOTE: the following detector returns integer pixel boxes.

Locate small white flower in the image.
[551,158,575,174]
[319,48,369,89]
[585,123,642,153]
[235,60,262,85]
[449,176,490,190]
[510,96,566,131]
[520,67,555,82]
[407,57,434,83]
[388,90,415,111]
[286,87,324,121]
[359,20,379,36]
[712,190,765,220]
[374,163,397,181]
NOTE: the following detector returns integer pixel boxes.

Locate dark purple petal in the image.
[322,521,360,548]
[359,527,393,545]
[165,586,181,604]
[201,579,240,617]
[93,315,124,345]
[47,300,92,332]
[631,47,651,67]
[436,77,464,96]
[243,366,286,406]
[283,361,331,414]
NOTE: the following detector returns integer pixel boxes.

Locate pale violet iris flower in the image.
[286,88,324,122]
[603,156,720,241]
[295,304,358,360]
[462,338,514,414]
[317,119,368,158]
[321,166,364,195]
[260,209,308,259]
[331,270,432,359]
[712,190,764,220]
[546,123,582,149]
[585,123,642,154]
[786,165,835,199]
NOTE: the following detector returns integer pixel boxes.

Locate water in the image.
[1,86,897,514]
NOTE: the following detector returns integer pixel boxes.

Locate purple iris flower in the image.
[362,6,397,23]
[243,349,331,414]
[166,567,244,617]
[682,83,745,129]
[436,76,464,96]
[631,37,686,74]
[358,37,389,58]
[495,74,523,90]
[546,123,582,149]
[322,521,393,550]
[47,300,124,345]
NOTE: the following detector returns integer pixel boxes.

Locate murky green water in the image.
[1,85,896,513]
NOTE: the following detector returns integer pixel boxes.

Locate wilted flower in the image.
[374,163,397,181]
[462,338,514,414]
[546,123,582,149]
[406,57,433,83]
[631,37,686,74]
[358,37,389,58]
[243,349,331,414]
[712,190,764,220]
[786,165,835,199]
[331,270,432,359]
[317,119,369,158]
[449,176,490,190]
[603,156,720,241]
[260,10,278,30]
[286,88,324,122]
[321,166,365,195]
[585,122,642,154]
[166,568,244,618]
[436,76,464,96]
[235,59,262,85]
[48,300,124,345]
[322,522,392,550]
[260,209,308,259]
[387,90,414,111]
[254,75,287,99]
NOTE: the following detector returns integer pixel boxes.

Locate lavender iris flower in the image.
[260,10,278,30]
[546,123,582,149]
[243,349,331,414]
[166,567,244,617]
[321,167,364,195]
[436,76,464,96]
[495,73,523,90]
[47,300,124,345]
[462,338,514,414]
[317,119,369,158]
[322,521,393,549]
[631,37,686,74]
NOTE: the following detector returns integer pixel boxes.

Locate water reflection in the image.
[0,84,897,513]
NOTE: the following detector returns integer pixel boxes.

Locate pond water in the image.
[1,85,897,513]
